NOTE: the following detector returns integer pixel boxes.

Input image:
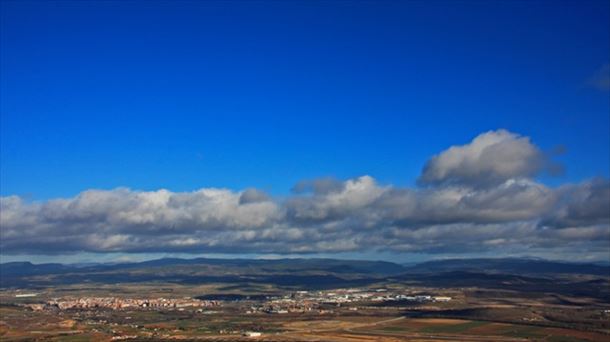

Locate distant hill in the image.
[89,257,407,277]
[402,258,610,277]
[0,257,405,277]
[0,261,72,277]
[391,270,610,300]
[0,257,404,288]
[1,257,608,289]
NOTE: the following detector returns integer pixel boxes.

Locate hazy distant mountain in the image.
[0,261,72,277]
[0,257,404,288]
[402,258,610,276]
[1,257,608,289]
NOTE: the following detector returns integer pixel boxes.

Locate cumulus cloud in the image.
[397,179,555,225]
[540,178,610,229]
[1,130,608,257]
[0,188,282,253]
[287,176,386,223]
[419,130,548,187]
[239,188,271,204]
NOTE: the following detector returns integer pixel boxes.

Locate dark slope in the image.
[1,257,608,289]
[403,258,610,276]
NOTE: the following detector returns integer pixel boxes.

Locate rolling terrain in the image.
[1,257,609,341]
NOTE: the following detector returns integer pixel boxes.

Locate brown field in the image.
[1,279,609,342]
[2,307,609,342]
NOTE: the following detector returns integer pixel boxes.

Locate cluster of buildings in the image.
[21,288,451,314]
[247,297,321,314]
[245,288,451,314]
[26,297,220,311]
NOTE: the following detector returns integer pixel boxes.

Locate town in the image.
[21,288,451,314]
[247,288,452,314]
[25,297,220,311]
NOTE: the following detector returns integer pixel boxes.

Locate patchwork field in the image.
[344,317,610,342]
[1,258,609,341]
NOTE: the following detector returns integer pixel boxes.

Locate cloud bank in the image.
[1,130,608,257]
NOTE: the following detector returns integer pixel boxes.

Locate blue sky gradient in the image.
[2,0,608,199]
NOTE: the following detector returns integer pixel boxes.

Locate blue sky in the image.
[1,1,609,263]
[2,0,608,199]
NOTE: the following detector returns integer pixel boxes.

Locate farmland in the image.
[1,257,609,341]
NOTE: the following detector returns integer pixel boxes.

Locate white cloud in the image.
[419,129,546,187]
[1,130,607,257]
[540,178,610,229]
